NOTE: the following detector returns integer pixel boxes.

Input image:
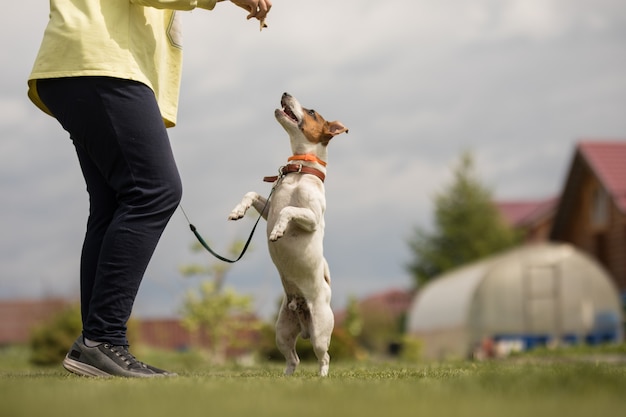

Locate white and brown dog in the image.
[228,93,348,376]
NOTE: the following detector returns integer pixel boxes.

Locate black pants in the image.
[37,77,182,346]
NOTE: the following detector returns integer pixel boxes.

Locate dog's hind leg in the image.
[307,270,333,376]
[275,297,301,375]
[309,299,334,377]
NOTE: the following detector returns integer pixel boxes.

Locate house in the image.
[334,288,414,327]
[135,315,262,356]
[550,141,626,295]
[0,297,262,356]
[407,141,626,358]
[355,288,415,318]
[0,298,72,345]
[497,140,626,298]
[497,197,558,243]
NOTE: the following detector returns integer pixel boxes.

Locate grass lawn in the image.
[1,345,625,417]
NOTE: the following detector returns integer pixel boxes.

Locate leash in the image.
[180,159,325,263]
[179,186,273,263]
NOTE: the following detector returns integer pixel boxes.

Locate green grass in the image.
[1,346,625,417]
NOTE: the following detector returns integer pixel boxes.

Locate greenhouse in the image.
[406,243,623,360]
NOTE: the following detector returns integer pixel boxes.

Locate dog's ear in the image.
[320,120,349,145]
[326,121,349,136]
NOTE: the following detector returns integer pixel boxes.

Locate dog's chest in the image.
[269,177,326,216]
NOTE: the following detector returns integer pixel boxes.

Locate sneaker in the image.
[62,336,176,378]
[144,363,178,377]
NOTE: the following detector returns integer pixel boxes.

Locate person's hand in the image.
[229,0,272,22]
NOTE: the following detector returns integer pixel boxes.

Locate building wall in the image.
[605,203,626,291]
[553,169,626,293]
[409,326,469,360]
[525,217,553,243]
[0,299,71,345]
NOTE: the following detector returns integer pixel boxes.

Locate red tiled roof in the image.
[358,289,414,316]
[579,141,626,213]
[334,289,414,325]
[496,198,558,227]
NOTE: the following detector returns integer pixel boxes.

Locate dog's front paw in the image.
[269,221,287,241]
[228,203,248,221]
[228,193,256,220]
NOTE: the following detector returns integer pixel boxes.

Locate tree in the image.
[407,151,521,288]
[179,240,247,292]
[343,296,363,338]
[180,280,255,363]
[179,240,258,363]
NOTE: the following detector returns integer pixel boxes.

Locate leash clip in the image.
[278,164,302,178]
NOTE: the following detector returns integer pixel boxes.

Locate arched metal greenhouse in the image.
[406,243,623,360]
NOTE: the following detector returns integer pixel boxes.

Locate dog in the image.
[228,92,348,376]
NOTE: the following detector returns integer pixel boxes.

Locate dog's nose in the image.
[282,92,291,99]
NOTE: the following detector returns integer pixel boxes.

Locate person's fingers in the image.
[243,0,271,20]
[255,0,271,20]
[229,0,253,18]
[230,0,271,23]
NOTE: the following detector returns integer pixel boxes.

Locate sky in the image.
[1,0,625,319]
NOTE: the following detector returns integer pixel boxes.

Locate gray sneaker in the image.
[62,336,176,378]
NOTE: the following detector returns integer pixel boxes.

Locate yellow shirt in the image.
[28,0,218,127]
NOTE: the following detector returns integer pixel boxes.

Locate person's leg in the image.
[73,144,117,328]
[80,78,183,346]
[37,76,182,345]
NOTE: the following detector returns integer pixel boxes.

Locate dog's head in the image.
[275,93,348,154]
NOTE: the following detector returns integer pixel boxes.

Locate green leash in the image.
[179,184,276,263]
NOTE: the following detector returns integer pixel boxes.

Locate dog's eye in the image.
[307,109,316,117]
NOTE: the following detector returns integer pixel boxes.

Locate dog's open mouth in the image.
[282,106,298,123]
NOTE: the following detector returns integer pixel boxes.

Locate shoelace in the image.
[105,344,148,369]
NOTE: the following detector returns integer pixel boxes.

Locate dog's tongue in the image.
[284,107,297,122]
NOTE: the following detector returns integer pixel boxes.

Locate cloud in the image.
[1,0,625,319]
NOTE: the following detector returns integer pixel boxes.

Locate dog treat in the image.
[260,18,267,31]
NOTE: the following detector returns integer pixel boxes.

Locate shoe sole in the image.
[63,355,165,378]
[63,355,113,377]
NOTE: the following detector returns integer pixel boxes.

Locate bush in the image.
[399,335,423,362]
[29,304,81,365]
[355,309,406,356]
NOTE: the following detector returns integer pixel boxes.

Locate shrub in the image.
[29,304,81,366]
[399,335,423,362]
